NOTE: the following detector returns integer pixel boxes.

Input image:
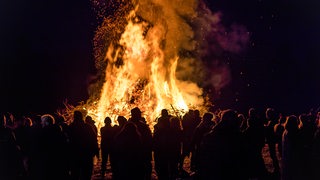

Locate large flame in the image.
[85,6,204,130]
[72,0,249,130]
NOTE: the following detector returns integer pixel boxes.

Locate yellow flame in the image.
[86,6,205,131]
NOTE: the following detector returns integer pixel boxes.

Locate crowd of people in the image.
[1,107,320,180]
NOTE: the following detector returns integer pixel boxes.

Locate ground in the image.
[91,144,281,180]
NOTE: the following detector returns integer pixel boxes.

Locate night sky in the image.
[0,0,319,116]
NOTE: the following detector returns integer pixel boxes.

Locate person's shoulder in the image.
[100,126,107,131]
[69,122,78,127]
[137,120,149,127]
[84,123,95,130]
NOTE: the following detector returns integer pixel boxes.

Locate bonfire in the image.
[59,0,248,131]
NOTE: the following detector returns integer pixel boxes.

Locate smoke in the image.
[215,23,249,54]
[134,0,249,91]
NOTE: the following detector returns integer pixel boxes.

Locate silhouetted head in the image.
[41,114,55,128]
[32,115,42,127]
[203,112,213,122]
[85,116,95,125]
[158,112,170,128]
[104,117,112,125]
[170,117,182,130]
[24,117,33,127]
[161,109,169,117]
[141,117,147,124]
[266,108,277,121]
[131,107,142,120]
[73,111,83,123]
[214,114,221,124]
[285,115,299,132]
[238,113,247,129]
[308,114,317,124]
[122,122,140,136]
[194,110,200,117]
[248,108,257,118]
[238,113,245,119]
[5,113,14,127]
[279,116,286,124]
[15,117,25,127]
[238,114,245,122]
[0,114,6,128]
[188,110,194,116]
[299,114,308,127]
[117,116,127,127]
[219,109,239,131]
[55,115,65,124]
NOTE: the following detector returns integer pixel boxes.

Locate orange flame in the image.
[85,6,205,130]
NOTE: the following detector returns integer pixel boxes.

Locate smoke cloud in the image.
[134,0,249,91]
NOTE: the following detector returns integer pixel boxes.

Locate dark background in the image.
[0,0,319,116]
[209,0,320,115]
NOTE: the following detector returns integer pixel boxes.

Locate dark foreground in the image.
[91,144,280,180]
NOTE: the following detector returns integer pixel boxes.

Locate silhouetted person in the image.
[100,116,116,177]
[4,112,15,130]
[55,114,70,137]
[181,110,195,171]
[69,111,98,180]
[274,115,286,157]
[114,122,144,180]
[214,109,222,124]
[0,113,24,180]
[167,117,183,179]
[28,115,44,180]
[14,117,29,156]
[85,115,99,161]
[300,114,317,147]
[198,109,247,180]
[14,116,32,176]
[53,114,70,179]
[129,107,152,180]
[112,115,127,179]
[39,114,69,180]
[281,115,302,180]
[265,108,280,174]
[190,112,214,173]
[141,117,147,124]
[115,115,127,135]
[297,114,317,178]
[85,115,98,136]
[238,113,248,132]
[190,110,201,170]
[243,108,267,179]
[153,109,171,180]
